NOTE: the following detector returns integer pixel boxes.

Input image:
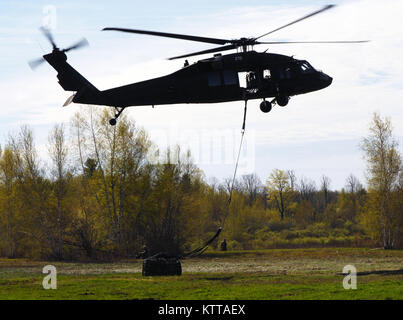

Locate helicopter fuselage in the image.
[65,50,332,108]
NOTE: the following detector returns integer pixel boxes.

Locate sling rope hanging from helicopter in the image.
[222,99,248,228]
[181,99,248,259]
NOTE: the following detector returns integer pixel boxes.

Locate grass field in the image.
[0,248,402,300]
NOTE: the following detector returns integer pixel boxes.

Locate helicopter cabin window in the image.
[263,69,271,79]
[223,70,238,86]
[208,71,221,87]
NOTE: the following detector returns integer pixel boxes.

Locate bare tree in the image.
[345,174,363,194]
[19,125,39,179]
[48,124,69,259]
[298,176,317,203]
[241,173,262,206]
[222,176,241,195]
[298,176,318,220]
[208,177,220,191]
[288,170,297,190]
[320,175,331,206]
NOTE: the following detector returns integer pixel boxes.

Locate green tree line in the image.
[0,109,401,260]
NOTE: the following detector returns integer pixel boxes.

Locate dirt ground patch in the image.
[0,248,401,276]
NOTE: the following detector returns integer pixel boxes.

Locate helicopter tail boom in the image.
[43,51,103,106]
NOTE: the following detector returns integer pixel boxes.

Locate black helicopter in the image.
[30,5,367,125]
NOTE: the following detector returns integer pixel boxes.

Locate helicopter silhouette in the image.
[30,5,368,126]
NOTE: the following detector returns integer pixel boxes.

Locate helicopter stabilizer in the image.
[63,93,76,107]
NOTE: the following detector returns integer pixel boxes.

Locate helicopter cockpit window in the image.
[223,70,238,86]
[208,71,221,87]
[299,61,314,74]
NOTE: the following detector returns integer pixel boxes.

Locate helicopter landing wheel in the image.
[109,106,126,126]
[276,95,289,107]
[260,100,272,113]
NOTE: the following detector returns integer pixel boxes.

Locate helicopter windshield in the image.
[299,60,315,74]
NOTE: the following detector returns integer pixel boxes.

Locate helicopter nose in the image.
[319,72,332,88]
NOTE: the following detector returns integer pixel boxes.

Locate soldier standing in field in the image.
[220,239,227,251]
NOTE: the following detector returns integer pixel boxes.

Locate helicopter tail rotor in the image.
[28,28,89,70]
[28,57,46,70]
[62,38,89,53]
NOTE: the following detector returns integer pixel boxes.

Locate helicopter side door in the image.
[204,69,241,102]
[243,68,275,97]
[265,63,301,96]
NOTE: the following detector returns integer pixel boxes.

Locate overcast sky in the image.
[0,0,402,190]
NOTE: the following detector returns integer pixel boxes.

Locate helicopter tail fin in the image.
[43,52,103,105]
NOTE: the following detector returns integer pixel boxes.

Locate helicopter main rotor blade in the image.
[168,44,237,60]
[102,27,231,45]
[255,4,335,40]
[259,40,370,44]
[40,26,57,49]
[63,38,89,52]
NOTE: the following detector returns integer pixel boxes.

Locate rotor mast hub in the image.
[235,37,257,53]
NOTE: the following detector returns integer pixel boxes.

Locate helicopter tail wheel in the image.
[277,95,289,107]
[260,100,272,113]
[109,106,126,126]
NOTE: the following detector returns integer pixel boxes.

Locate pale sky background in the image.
[0,0,402,190]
